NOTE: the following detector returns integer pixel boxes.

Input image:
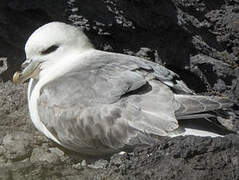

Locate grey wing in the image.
[174,94,233,119]
[37,51,180,154]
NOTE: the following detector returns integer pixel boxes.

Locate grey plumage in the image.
[35,50,232,155]
[18,22,233,156]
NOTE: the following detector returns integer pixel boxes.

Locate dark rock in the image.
[0,57,7,75]
[190,54,238,100]
[232,68,239,99]
[117,135,239,180]
[0,0,66,82]
[110,153,125,167]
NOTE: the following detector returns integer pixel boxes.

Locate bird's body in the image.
[14,22,233,156]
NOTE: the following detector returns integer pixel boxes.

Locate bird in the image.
[13,22,233,156]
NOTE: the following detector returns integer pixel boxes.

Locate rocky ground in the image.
[0,0,239,179]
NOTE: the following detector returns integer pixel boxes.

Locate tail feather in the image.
[174,94,233,119]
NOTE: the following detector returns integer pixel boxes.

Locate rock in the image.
[117,135,239,180]
[49,147,65,157]
[30,146,61,164]
[0,81,30,144]
[232,68,239,99]
[0,81,27,114]
[0,57,7,75]
[2,132,32,161]
[0,167,11,180]
[190,54,238,101]
[87,159,109,169]
[110,153,125,167]
[0,146,7,163]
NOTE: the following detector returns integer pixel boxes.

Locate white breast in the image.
[28,78,61,144]
[27,49,95,144]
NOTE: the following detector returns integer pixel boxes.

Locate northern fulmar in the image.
[13,22,233,156]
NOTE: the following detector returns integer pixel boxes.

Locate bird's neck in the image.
[38,48,95,85]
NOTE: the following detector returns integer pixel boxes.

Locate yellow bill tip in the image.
[13,71,21,84]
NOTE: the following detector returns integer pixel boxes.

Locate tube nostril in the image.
[21,59,31,69]
[21,63,29,70]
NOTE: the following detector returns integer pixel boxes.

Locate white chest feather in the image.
[28,79,61,144]
[27,51,93,144]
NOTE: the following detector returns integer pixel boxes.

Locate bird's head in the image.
[13,22,94,84]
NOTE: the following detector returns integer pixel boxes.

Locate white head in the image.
[13,22,94,83]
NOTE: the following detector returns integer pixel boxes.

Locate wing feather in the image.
[37,50,180,154]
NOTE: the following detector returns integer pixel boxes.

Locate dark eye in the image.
[41,45,59,55]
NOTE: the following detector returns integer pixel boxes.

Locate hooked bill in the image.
[13,71,21,84]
